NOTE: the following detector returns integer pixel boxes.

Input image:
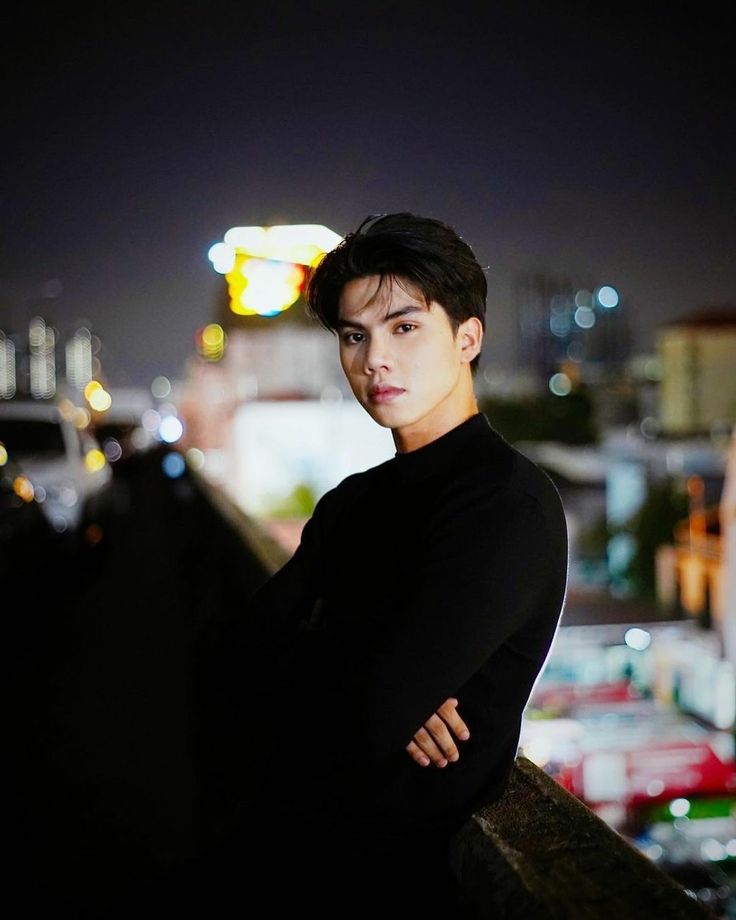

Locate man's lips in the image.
[368,386,405,403]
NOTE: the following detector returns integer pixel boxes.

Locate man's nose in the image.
[363,334,392,374]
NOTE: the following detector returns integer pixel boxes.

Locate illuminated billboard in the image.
[207,224,342,318]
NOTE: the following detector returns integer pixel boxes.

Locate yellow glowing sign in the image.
[227,257,306,317]
[208,223,342,318]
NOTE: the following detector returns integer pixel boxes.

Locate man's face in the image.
[336,274,468,431]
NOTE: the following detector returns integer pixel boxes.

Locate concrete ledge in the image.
[450,755,713,918]
[189,468,289,573]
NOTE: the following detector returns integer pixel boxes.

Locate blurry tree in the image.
[622,477,689,601]
[479,384,598,445]
[577,513,611,565]
[264,482,317,518]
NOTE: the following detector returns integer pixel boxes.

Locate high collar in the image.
[390,411,494,480]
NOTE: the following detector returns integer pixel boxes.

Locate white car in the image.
[0,399,112,533]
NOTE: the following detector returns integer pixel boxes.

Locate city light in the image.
[84,448,107,473]
[195,323,226,360]
[89,388,112,412]
[151,375,172,399]
[185,447,205,470]
[142,409,161,433]
[66,327,93,392]
[162,451,186,478]
[574,306,596,329]
[159,415,184,444]
[83,379,113,412]
[29,316,56,399]
[669,798,691,818]
[207,242,236,274]
[103,437,123,462]
[207,223,342,318]
[229,258,305,316]
[221,224,342,267]
[549,372,572,396]
[13,475,34,502]
[596,285,620,309]
[624,627,652,651]
[0,332,16,398]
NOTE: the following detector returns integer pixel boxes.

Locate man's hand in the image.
[405,697,470,768]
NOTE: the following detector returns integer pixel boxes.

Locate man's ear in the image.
[459,317,483,364]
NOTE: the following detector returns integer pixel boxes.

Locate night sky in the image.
[2,1,734,388]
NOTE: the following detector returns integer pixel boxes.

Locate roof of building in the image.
[660,306,736,328]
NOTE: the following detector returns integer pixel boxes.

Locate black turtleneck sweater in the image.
[222,410,568,851]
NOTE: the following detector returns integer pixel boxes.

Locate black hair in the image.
[305,212,487,376]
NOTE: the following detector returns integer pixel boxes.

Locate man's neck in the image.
[392,396,479,454]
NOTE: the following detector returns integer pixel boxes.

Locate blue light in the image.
[596,285,620,309]
[162,451,186,479]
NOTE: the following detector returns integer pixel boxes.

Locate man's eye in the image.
[396,323,417,333]
[342,332,363,345]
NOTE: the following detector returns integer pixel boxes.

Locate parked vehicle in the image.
[0,399,111,533]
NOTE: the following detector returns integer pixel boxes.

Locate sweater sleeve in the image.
[332,485,565,755]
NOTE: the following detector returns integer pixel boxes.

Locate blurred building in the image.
[179,223,366,502]
[657,428,736,660]
[723,428,736,661]
[657,307,736,437]
[646,431,736,728]
[513,270,632,385]
[0,315,102,402]
[512,271,636,430]
[657,475,723,624]
[514,271,575,379]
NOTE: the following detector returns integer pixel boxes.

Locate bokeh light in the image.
[624,627,651,651]
[162,451,186,478]
[195,324,225,361]
[103,437,123,462]
[596,285,620,308]
[142,409,162,433]
[549,372,572,396]
[151,375,171,399]
[574,306,596,329]
[669,798,690,818]
[13,475,34,501]
[185,447,205,470]
[84,449,107,473]
[159,415,184,444]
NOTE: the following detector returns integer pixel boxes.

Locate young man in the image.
[214,213,568,915]
[127,213,568,918]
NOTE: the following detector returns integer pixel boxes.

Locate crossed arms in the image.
[221,474,558,773]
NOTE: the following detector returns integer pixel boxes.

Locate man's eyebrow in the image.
[335,305,426,331]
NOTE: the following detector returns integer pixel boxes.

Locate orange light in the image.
[13,475,34,502]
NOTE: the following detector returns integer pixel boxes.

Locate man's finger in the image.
[403,698,472,768]
[405,740,432,767]
[410,726,452,767]
[437,698,471,741]
[422,715,461,762]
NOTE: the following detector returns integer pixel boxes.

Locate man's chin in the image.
[362,401,412,429]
